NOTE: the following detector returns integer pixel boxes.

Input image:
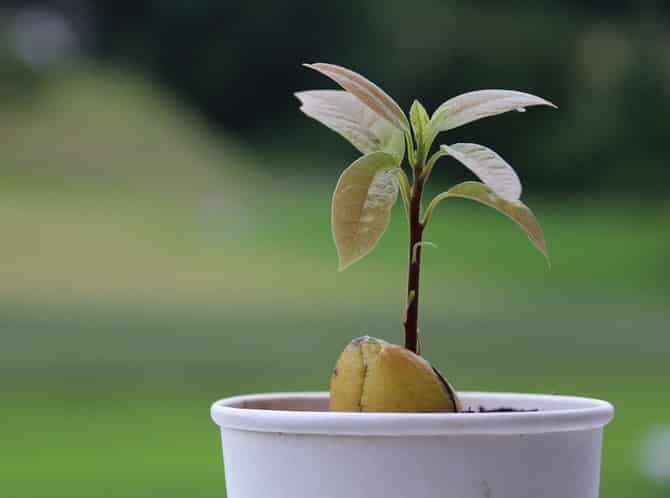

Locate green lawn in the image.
[1,67,668,498]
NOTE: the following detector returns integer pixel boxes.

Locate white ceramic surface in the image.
[211,391,614,498]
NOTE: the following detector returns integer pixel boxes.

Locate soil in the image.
[462,406,539,413]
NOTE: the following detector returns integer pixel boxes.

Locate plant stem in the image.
[404,167,425,354]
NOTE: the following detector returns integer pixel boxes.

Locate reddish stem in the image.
[403,173,425,354]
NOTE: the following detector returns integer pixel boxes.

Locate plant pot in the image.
[211,391,614,498]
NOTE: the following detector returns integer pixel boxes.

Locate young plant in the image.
[296,63,554,412]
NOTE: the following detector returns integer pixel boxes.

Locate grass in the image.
[1,66,668,498]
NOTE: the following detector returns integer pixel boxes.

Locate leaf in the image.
[409,99,429,147]
[423,181,548,263]
[332,152,400,270]
[303,63,410,133]
[295,90,405,163]
[440,143,521,201]
[430,90,556,136]
[391,167,411,217]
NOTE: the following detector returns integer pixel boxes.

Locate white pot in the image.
[211,391,614,498]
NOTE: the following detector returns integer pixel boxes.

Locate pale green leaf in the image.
[304,63,410,133]
[332,152,400,270]
[441,143,522,201]
[430,90,556,137]
[390,167,411,217]
[295,90,404,163]
[423,181,548,263]
[409,99,429,147]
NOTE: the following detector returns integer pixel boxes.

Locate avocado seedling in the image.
[296,63,554,412]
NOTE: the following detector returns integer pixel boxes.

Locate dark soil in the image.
[462,406,539,413]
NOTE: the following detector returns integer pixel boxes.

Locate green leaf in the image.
[409,99,429,148]
[440,143,521,201]
[295,90,404,163]
[303,63,410,133]
[429,90,556,140]
[391,167,411,217]
[332,152,400,270]
[423,181,549,264]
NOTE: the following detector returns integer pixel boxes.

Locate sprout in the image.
[296,62,554,355]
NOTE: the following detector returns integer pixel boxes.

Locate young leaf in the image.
[423,181,548,263]
[295,90,405,163]
[440,143,522,201]
[409,99,429,148]
[391,167,411,217]
[332,152,400,270]
[430,90,556,137]
[303,63,410,133]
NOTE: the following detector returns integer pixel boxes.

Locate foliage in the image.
[298,63,553,270]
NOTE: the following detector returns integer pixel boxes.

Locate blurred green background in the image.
[1,1,669,497]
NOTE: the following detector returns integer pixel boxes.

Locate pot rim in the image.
[211,391,614,436]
